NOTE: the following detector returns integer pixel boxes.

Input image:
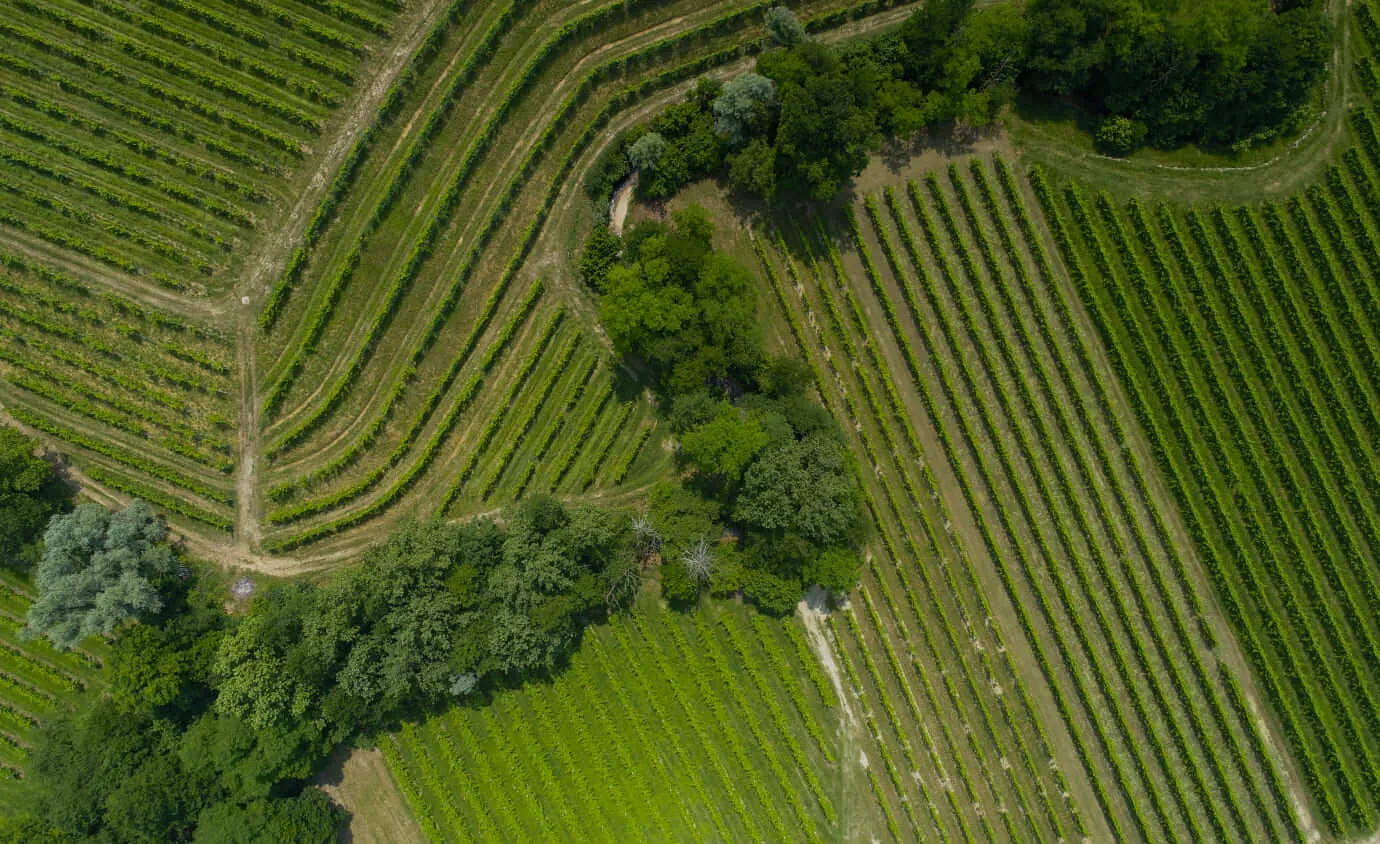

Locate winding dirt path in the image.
[231,0,457,554]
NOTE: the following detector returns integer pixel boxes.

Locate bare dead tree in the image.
[631,511,661,560]
[605,553,643,611]
[681,537,715,586]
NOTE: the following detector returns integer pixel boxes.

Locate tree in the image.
[109,600,224,717]
[660,559,699,604]
[729,138,777,200]
[899,0,975,87]
[598,207,764,395]
[734,433,862,546]
[103,751,203,843]
[766,6,807,48]
[680,536,715,586]
[627,132,668,171]
[212,583,337,731]
[193,790,340,844]
[679,403,769,486]
[0,428,64,569]
[803,547,862,593]
[742,568,801,615]
[1096,115,1147,154]
[578,225,622,291]
[27,700,159,836]
[760,42,880,199]
[25,500,177,650]
[712,73,777,145]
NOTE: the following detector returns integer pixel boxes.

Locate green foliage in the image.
[712,73,777,146]
[1024,0,1329,148]
[26,500,177,650]
[578,226,623,292]
[736,433,862,546]
[660,558,700,604]
[680,403,770,486]
[742,568,801,615]
[627,132,668,171]
[762,42,879,200]
[109,600,222,717]
[765,6,807,48]
[802,546,862,593]
[1096,115,1148,155]
[597,207,764,395]
[21,491,645,840]
[729,138,778,200]
[486,497,632,674]
[193,790,339,844]
[0,428,65,568]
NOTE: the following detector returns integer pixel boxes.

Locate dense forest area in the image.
[588,0,1329,206]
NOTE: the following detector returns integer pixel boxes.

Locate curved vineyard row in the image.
[251,0,901,555]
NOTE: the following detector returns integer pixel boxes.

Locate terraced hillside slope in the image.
[246,0,914,563]
[0,0,917,567]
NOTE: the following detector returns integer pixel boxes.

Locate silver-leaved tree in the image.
[25,499,176,650]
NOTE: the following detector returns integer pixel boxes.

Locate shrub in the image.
[1095,115,1148,156]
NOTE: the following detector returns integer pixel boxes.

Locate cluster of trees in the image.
[1025,0,1330,152]
[582,207,865,611]
[582,206,761,395]
[587,0,1329,206]
[8,495,642,842]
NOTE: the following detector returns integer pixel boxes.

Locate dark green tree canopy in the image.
[21,497,641,842]
[0,428,65,569]
[1024,0,1329,148]
[735,432,863,547]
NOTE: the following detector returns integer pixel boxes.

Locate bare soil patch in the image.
[316,745,424,844]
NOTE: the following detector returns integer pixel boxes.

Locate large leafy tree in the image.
[712,73,777,145]
[1024,0,1328,148]
[599,207,763,395]
[760,41,880,199]
[193,790,339,844]
[734,432,862,546]
[486,497,630,674]
[25,500,176,650]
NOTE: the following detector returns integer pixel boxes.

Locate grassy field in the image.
[0,569,106,805]
[382,597,855,842]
